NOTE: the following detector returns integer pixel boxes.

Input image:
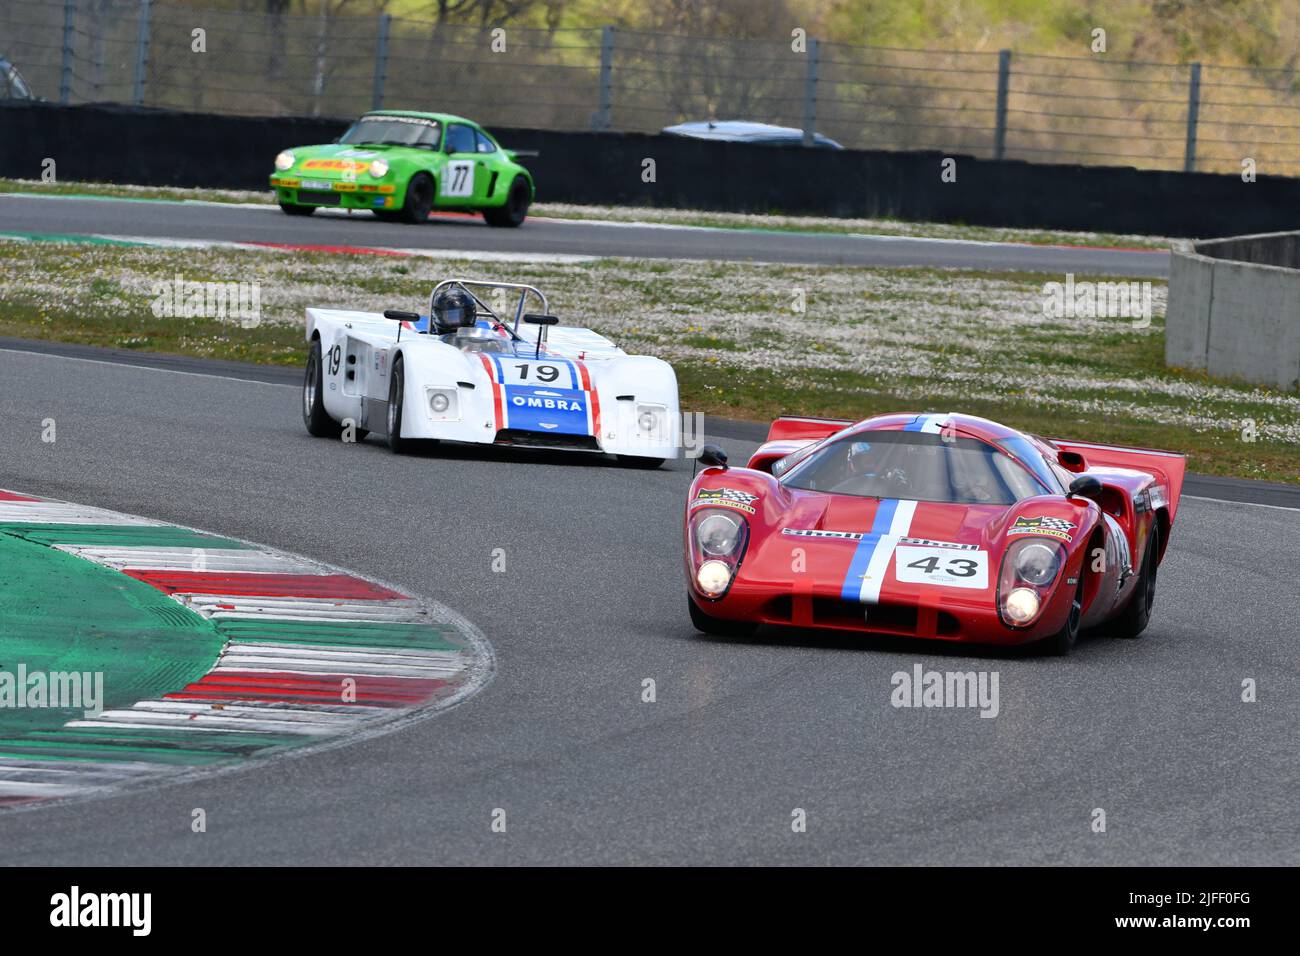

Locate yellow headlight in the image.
[1003,587,1041,624]
[274,151,295,171]
[696,560,733,597]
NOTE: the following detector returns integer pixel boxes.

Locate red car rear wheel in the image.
[1113,523,1159,639]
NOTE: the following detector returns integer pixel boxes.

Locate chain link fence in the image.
[6,0,1300,175]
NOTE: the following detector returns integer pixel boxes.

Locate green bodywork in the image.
[270,110,534,214]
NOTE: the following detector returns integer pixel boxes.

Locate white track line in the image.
[0,191,1168,253]
[185,595,428,622]
[1182,494,1300,513]
[0,347,296,389]
[55,545,325,574]
[0,502,164,525]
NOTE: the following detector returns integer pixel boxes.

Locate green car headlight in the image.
[274,150,295,171]
[368,159,389,177]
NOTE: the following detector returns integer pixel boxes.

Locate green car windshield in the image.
[340,116,441,149]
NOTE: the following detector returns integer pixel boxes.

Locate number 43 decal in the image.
[908,555,978,576]
[894,545,989,589]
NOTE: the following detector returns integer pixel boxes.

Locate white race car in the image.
[302,279,680,467]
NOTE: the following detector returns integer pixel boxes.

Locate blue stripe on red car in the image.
[840,499,901,602]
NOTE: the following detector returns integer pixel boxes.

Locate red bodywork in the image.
[685,413,1185,646]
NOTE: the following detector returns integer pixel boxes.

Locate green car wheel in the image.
[399,172,434,224]
[483,175,530,228]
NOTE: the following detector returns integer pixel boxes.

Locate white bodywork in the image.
[305,306,680,460]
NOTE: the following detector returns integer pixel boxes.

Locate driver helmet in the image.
[846,440,875,476]
[431,287,477,334]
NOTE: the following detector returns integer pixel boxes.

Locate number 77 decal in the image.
[441,160,474,197]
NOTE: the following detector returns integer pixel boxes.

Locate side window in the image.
[417,122,441,148]
[475,130,497,154]
[444,124,476,154]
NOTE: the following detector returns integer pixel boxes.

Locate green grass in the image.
[672,360,1299,484]
[0,236,1294,483]
[533,203,1174,249]
[0,178,270,206]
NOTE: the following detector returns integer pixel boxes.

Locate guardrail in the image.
[1166,233,1300,390]
[8,0,1300,176]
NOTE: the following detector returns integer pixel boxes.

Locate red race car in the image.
[684,413,1185,654]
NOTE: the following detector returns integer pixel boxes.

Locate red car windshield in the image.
[779,431,1050,505]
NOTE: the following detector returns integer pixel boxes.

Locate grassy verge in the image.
[0,237,1293,482]
[0,178,1172,249]
[532,203,1174,249]
[0,178,271,206]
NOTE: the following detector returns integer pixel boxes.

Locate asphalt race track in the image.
[0,343,1294,865]
[0,193,1170,276]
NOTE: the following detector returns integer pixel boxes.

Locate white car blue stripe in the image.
[555,357,579,390]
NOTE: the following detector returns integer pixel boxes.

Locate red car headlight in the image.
[688,508,749,598]
[998,537,1066,627]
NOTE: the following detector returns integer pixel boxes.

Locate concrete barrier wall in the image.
[1166,233,1300,390]
[1195,233,1300,269]
[1165,243,1215,371]
[8,102,1300,237]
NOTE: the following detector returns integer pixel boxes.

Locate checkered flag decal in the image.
[715,488,757,505]
[1035,517,1075,532]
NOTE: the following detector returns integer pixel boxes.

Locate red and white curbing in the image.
[0,489,492,806]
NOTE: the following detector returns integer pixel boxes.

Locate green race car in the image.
[270,110,535,227]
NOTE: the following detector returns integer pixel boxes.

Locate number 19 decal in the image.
[514,363,560,383]
[497,362,568,386]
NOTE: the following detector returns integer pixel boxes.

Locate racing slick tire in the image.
[483,176,530,228]
[303,339,340,438]
[1113,523,1159,640]
[617,455,665,469]
[280,202,315,217]
[688,598,757,638]
[1040,575,1084,656]
[386,356,411,453]
[399,173,435,224]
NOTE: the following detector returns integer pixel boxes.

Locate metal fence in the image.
[6,0,1300,176]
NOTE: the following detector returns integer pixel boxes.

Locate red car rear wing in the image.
[1050,438,1187,523]
[766,415,854,443]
